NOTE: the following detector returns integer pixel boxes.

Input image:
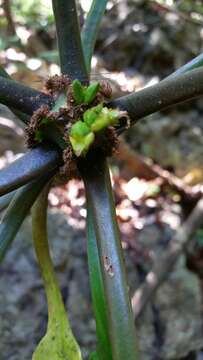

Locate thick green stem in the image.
[0,174,54,263]
[0,190,16,211]
[110,66,203,133]
[32,186,82,360]
[0,145,61,196]
[80,154,139,360]
[52,0,88,81]
[0,65,30,123]
[0,76,53,115]
[87,205,112,360]
[82,0,108,71]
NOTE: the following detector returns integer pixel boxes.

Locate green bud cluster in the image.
[72,79,100,105]
[69,104,120,157]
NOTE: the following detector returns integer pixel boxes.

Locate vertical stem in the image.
[52,0,88,81]
[80,155,139,360]
[87,204,113,359]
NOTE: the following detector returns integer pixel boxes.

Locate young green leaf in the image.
[70,132,95,157]
[83,104,103,127]
[34,129,43,143]
[70,120,95,156]
[90,108,120,132]
[70,120,91,139]
[32,186,82,360]
[72,79,85,104]
[84,82,100,104]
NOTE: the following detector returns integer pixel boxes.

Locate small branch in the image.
[0,173,55,263]
[0,76,53,115]
[109,67,203,132]
[52,0,88,81]
[82,0,108,71]
[132,197,203,319]
[117,139,201,201]
[0,145,61,196]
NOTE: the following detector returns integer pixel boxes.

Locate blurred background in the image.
[1,1,203,359]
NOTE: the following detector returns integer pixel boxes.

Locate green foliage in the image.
[84,82,100,104]
[32,189,82,360]
[72,79,100,105]
[196,229,203,247]
[70,120,95,157]
[72,79,85,105]
[11,0,54,29]
[69,104,120,157]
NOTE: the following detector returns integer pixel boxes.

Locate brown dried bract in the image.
[60,144,80,180]
[25,105,50,148]
[99,80,113,99]
[45,74,71,97]
[92,127,119,158]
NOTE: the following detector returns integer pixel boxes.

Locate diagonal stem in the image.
[0,173,55,263]
[52,0,88,82]
[0,145,61,196]
[0,76,53,115]
[132,197,203,319]
[0,65,30,123]
[109,66,203,133]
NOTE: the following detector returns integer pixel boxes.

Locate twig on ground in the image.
[132,197,203,319]
[117,139,202,201]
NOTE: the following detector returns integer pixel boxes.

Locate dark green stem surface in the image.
[0,173,54,263]
[52,0,88,81]
[0,76,53,114]
[0,145,61,196]
[110,66,203,132]
[80,154,139,360]
[87,204,112,360]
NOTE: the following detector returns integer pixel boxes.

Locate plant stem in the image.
[82,0,108,71]
[80,154,139,360]
[110,66,203,132]
[0,173,54,263]
[0,190,16,212]
[0,65,30,123]
[32,185,82,360]
[0,76,53,115]
[87,204,112,360]
[52,0,88,82]
[167,52,203,79]
[0,145,61,196]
